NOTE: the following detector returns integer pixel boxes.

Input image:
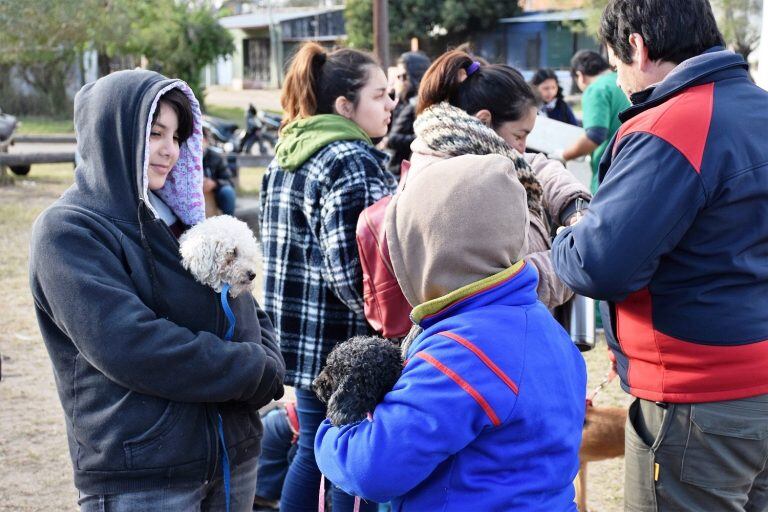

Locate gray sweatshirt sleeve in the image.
[29,209,283,405]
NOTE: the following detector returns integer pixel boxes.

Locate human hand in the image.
[550,149,566,164]
[567,210,585,226]
[376,136,389,151]
[203,177,217,193]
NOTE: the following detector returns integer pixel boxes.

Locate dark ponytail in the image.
[417,50,537,128]
[281,42,378,131]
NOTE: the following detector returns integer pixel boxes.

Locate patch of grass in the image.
[17,116,74,135]
[0,161,79,509]
[237,166,267,196]
[205,105,246,125]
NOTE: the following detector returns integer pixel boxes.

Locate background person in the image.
[202,127,237,215]
[530,68,579,126]
[552,0,768,509]
[562,50,630,193]
[377,51,431,176]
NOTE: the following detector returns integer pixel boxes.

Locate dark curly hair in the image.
[313,336,402,426]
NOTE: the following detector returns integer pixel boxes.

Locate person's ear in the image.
[628,33,649,68]
[334,96,354,119]
[474,109,493,127]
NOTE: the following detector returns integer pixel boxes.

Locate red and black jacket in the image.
[553,48,768,403]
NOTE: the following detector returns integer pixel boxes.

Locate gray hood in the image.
[67,69,204,226]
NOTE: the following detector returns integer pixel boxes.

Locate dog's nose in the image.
[247,271,256,281]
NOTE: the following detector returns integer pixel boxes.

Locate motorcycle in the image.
[0,109,30,176]
[202,104,280,157]
[257,107,282,136]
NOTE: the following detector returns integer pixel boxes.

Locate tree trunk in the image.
[97,51,112,77]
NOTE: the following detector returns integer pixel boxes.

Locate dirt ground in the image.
[0,164,629,511]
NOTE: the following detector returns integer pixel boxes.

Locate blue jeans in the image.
[216,185,236,216]
[280,388,377,512]
[256,407,298,501]
[79,456,258,512]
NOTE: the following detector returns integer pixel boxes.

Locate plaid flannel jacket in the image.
[260,140,397,389]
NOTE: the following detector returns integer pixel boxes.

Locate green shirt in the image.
[581,71,631,192]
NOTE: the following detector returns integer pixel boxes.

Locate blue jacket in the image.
[315,262,586,511]
[29,70,284,494]
[542,97,580,127]
[552,48,768,403]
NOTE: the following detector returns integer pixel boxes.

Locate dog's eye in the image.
[227,247,238,260]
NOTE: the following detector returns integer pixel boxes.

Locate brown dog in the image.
[575,405,628,512]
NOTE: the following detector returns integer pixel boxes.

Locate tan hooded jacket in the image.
[408,139,590,309]
[386,154,529,307]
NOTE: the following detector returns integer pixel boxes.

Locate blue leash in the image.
[218,283,234,512]
[221,283,236,341]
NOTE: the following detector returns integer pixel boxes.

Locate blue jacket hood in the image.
[68,69,205,225]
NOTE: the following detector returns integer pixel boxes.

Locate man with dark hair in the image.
[563,50,630,192]
[552,0,768,509]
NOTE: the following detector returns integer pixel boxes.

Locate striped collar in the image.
[411,261,535,326]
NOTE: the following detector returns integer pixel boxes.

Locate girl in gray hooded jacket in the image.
[29,70,284,511]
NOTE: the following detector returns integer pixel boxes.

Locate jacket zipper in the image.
[207,286,225,483]
[151,214,226,484]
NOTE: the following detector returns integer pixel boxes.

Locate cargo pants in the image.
[624,395,768,511]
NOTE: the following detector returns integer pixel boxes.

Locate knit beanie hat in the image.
[385,153,529,306]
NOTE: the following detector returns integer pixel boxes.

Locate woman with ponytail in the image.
[411,50,591,309]
[260,42,396,512]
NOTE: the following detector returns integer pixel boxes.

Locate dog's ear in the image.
[180,236,221,289]
[327,374,372,426]
[312,370,334,404]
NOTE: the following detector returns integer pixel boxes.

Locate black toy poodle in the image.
[312,336,403,426]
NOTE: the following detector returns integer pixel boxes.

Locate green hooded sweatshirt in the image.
[275,114,372,171]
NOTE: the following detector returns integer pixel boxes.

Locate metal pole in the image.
[373,0,390,67]
[757,0,768,89]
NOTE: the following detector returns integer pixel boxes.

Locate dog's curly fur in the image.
[313,336,403,427]
[179,215,261,298]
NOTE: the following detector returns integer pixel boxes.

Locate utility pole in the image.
[757,0,768,89]
[373,0,390,67]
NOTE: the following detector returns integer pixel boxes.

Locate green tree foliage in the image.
[345,0,521,56]
[0,0,90,114]
[568,0,762,62]
[0,0,233,115]
[130,1,235,106]
[714,0,762,61]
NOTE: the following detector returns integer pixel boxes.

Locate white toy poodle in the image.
[179,215,260,298]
